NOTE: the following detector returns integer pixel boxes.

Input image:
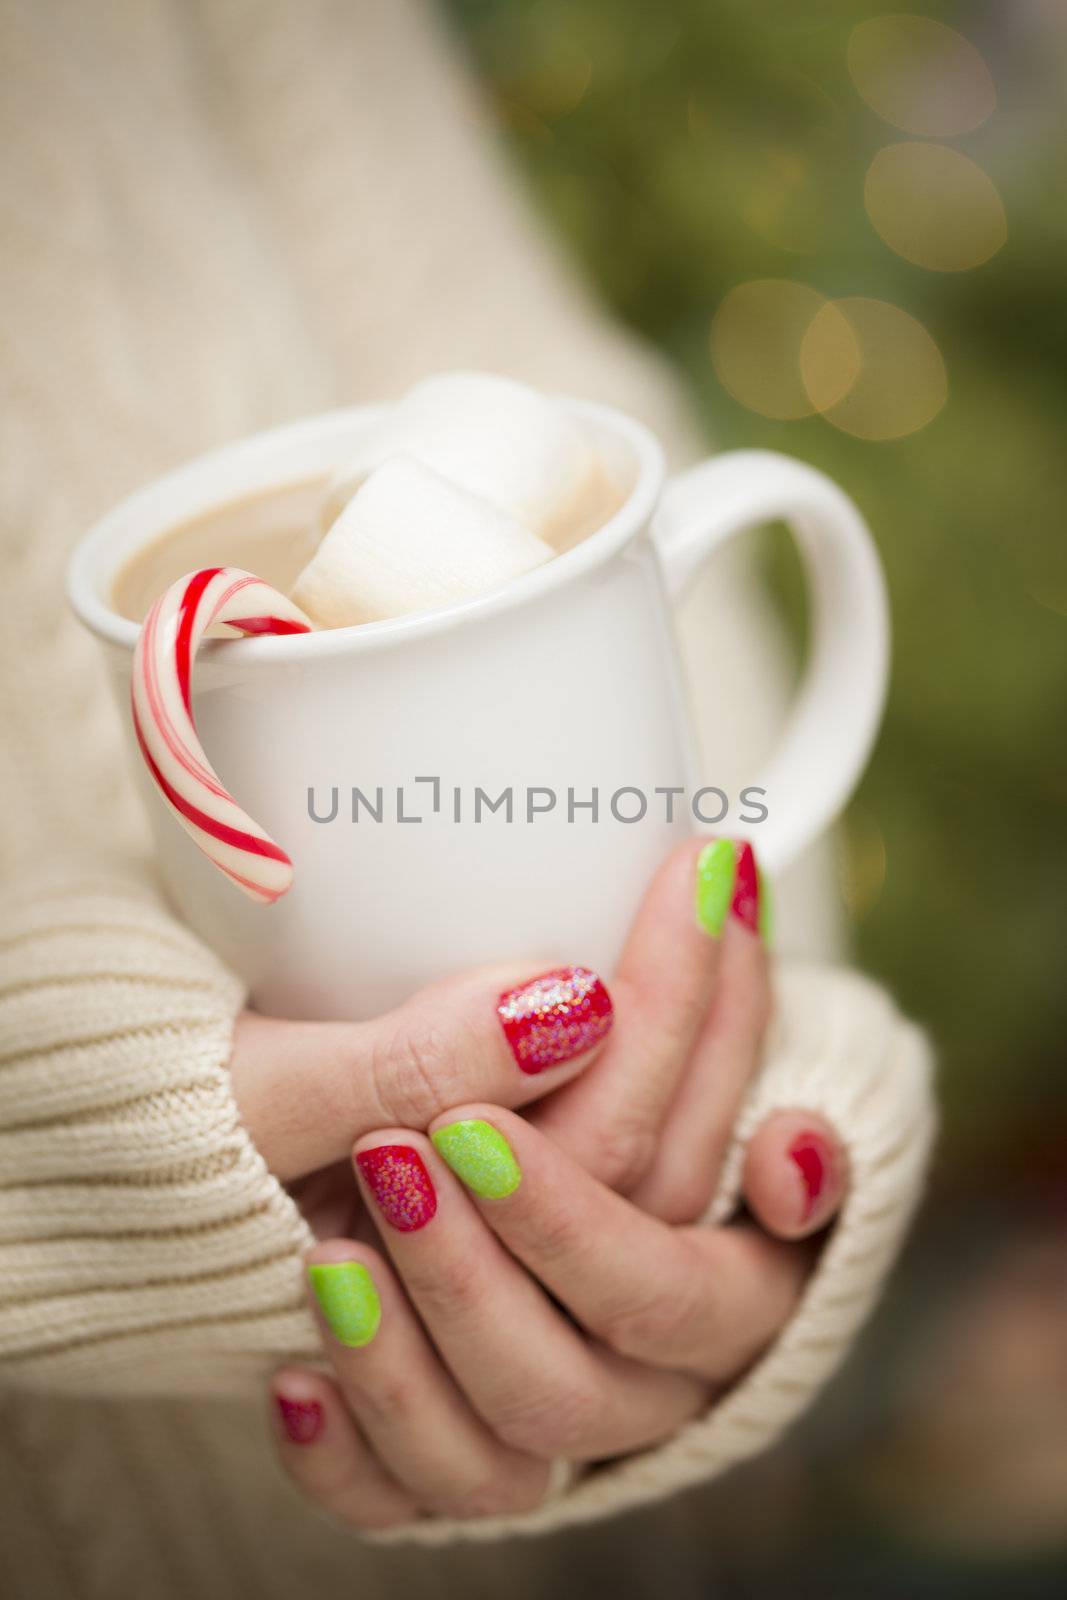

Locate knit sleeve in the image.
[368,960,936,1544]
[0,862,318,1399]
[0,869,934,1538]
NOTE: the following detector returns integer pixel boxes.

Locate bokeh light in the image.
[865,142,1007,271]
[801,297,948,439]
[453,7,1067,1584]
[710,279,831,419]
[847,15,996,137]
[713,283,946,440]
[796,298,862,413]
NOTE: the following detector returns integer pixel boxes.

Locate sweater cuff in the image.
[367,960,936,1544]
[0,864,317,1398]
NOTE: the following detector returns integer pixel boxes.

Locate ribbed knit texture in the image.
[0,867,316,1398]
[0,863,935,1545]
[0,0,934,1588]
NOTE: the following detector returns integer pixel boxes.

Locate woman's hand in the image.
[266,839,849,1527]
[228,960,614,1195]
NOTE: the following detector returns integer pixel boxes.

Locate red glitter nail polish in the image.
[497,965,614,1074]
[730,841,761,934]
[789,1132,833,1221]
[356,1145,437,1232]
[275,1394,324,1445]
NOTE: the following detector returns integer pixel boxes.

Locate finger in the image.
[231,959,613,1182]
[742,1110,848,1240]
[631,839,772,1222]
[351,1129,706,1459]
[269,1368,416,1530]
[304,1241,552,1519]
[431,1106,808,1385]
[530,838,727,1192]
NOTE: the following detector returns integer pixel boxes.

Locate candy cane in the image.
[131,567,313,904]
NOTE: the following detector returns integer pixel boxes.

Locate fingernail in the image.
[307,1260,381,1346]
[274,1393,325,1445]
[695,839,769,942]
[497,965,613,1073]
[789,1132,836,1222]
[355,1145,437,1232]
[431,1119,522,1198]
[756,861,773,946]
[731,841,762,937]
[695,838,736,936]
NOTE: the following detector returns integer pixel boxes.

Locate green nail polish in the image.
[757,864,774,947]
[431,1120,522,1199]
[695,839,736,937]
[307,1261,381,1347]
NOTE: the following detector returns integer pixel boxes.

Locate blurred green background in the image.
[443,1,1066,1592]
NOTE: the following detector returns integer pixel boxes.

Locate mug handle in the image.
[651,449,889,871]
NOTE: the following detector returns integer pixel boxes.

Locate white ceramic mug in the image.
[68,399,887,1020]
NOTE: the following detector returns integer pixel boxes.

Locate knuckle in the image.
[405,1255,487,1328]
[492,1381,601,1458]
[371,1014,468,1127]
[347,1371,420,1427]
[601,1251,707,1364]
[515,1193,583,1266]
[589,1116,658,1193]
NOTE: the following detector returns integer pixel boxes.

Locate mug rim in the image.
[66,395,666,664]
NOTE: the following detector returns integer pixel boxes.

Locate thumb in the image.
[230,962,613,1182]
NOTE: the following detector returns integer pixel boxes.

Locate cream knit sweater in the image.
[0,0,935,1590]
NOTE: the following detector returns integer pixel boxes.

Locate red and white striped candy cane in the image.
[131,567,313,904]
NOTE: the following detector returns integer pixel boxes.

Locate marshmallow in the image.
[291,456,553,629]
[320,372,604,544]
